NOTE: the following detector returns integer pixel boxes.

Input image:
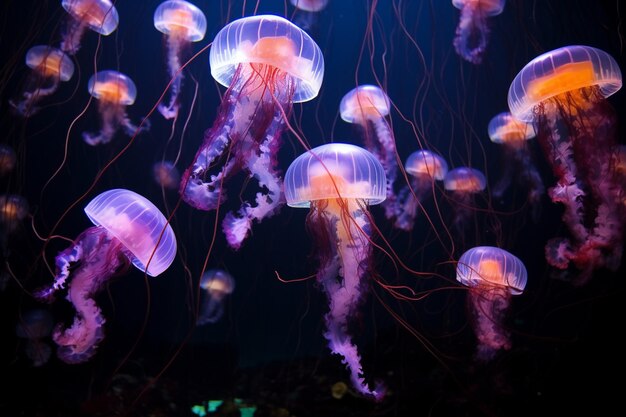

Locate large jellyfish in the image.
[35,189,177,364]
[443,166,486,230]
[452,0,505,64]
[488,112,544,219]
[153,0,207,119]
[179,15,324,250]
[59,0,119,55]
[340,85,398,221]
[0,145,17,176]
[508,45,624,282]
[197,269,235,325]
[153,160,181,190]
[83,70,147,146]
[284,143,386,401]
[394,150,448,231]
[456,246,527,361]
[10,45,75,116]
[15,309,54,367]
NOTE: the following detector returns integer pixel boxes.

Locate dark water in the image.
[1,1,625,416]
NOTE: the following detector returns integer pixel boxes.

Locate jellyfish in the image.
[0,194,29,256]
[340,85,398,221]
[394,150,448,231]
[154,0,207,119]
[83,70,147,146]
[9,45,75,116]
[15,309,54,367]
[508,45,624,282]
[59,0,119,55]
[289,0,329,31]
[452,0,505,64]
[0,145,17,176]
[35,189,177,364]
[197,269,235,325]
[179,15,324,250]
[443,167,486,229]
[456,246,527,361]
[153,160,181,190]
[284,143,386,401]
[488,112,544,219]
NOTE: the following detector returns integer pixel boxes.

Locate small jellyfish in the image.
[290,0,329,31]
[60,0,119,55]
[10,45,75,116]
[456,246,527,360]
[285,143,386,401]
[153,161,181,190]
[340,85,398,221]
[16,309,54,367]
[154,0,207,119]
[0,194,29,255]
[35,189,177,364]
[488,112,544,218]
[452,0,505,64]
[197,269,235,325]
[290,0,329,12]
[0,145,17,176]
[443,167,486,229]
[83,70,147,146]
[180,15,324,250]
[394,150,448,231]
[508,45,624,282]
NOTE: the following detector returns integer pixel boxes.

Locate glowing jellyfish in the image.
[488,112,544,218]
[10,45,75,116]
[60,0,119,55]
[153,160,181,190]
[0,194,29,254]
[16,309,54,367]
[452,0,505,64]
[289,0,329,31]
[340,85,398,221]
[180,15,324,250]
[443,166,486,229]
[508,45,624,282]
[83,70,147,146]
[290,0,329,12]
[284,143,386,401]
[0,145,16,176]
[154,0,207,119]
[394,150,448,231]
[35,189,177,364]
[197,269,235,325]
[456,246,527,360]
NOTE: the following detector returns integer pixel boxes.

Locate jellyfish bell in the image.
[154,0,207,119]
[153,161,181,190]
[444,167,486,229]
[83,70,147,146]
[36,189,177,363]
[290,0,329,13]
[60,0,119,54]
[340,85,391,125]
[285,143,386,401]
[452,0,505,64]
[488,112,536,148]
[197,269,235,325]
[180,14,324,250]
[508,45,624,282]
[456,246,527,360]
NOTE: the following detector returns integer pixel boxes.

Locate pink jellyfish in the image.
[290,0,328,12]
[59,0,119,55]
[83,70,147,146]
[394,149,448,231]
[456,246,527,361]
[508,45,624,282]
[340,85,398,221]
[154,0,207,119]
[289,0,329,31]
[443,166,486,229]
[285,143,386,401]
[180,15,324,250]
[153,160,181,190]
[452,0,505,64]
[0,145,17,176]
[15,309,54,367]
[197,269,235,325]
[35,189,177,364]
[488,112,544,218]
[10,45,75,116]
